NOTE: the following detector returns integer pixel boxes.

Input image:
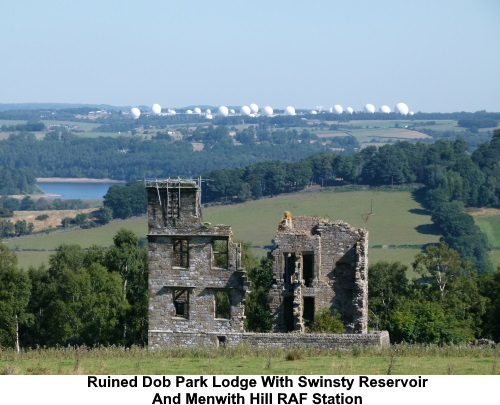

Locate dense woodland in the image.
[0,128,349,182]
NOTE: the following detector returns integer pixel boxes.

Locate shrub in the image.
[285,349,304,361]
[308,309,345,333]
[35,214,49,221]
[0,208,13,218]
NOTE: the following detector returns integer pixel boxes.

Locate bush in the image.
[308,309,345,333]
[35,214,49,221]
[0,208,13,218]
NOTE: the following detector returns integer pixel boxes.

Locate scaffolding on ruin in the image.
[144,177,211,219]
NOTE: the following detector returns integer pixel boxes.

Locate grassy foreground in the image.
[1,345,499,375]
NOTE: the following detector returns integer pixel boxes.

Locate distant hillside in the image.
[0,103,127,111]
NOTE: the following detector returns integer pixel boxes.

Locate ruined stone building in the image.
[269,213,368,334]
[146,179,386,349]
[146,179,249,348]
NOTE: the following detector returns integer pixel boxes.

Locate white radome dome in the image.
[130,107,141,119]
[193,107,201,114]
[249,103,259,114]
[152,104,161,115]
[262,106,273,116]
[333,104,343,114]
[205,114,213,120]
[311,110,318,115]
[240,105,251,116]
[186,109,193,114]
[346,107,354,114]
[218,106,229,117]
[380,105,391,113]
[285,106,296,116]
[395,102,409,115]
[364,104,376,113]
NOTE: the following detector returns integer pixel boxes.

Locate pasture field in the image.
[76,131,133,138]
[8,190,499,271]
[6,217,147,270]
[203,189,440,265]
[0,345,498,375]
[473,211,500,269]
[12,208,98,233]
[40,120,97,131]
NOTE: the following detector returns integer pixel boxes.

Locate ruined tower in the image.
[269,213,369,334]
[146,179,248,348]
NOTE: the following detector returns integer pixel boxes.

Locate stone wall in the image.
[148,331,390,350]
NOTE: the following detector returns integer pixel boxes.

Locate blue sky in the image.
[1,0,499,112]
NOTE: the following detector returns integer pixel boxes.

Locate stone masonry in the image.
[146,179,384,349]
[269,212,369,334]
[147,179,249,347]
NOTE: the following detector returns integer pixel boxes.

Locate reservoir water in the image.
[36,182,124,199]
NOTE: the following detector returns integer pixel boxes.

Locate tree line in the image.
[2,233,498,349]
[369,243,500,344]
[0,127,342,182]
[0,167,38,195]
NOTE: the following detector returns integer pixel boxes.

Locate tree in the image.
[413,242,462,299]
[0,245,31,351]
[103,182,147,220]
[15,220,33,236]
[75,263,127,346]
[25,244,128,347]
[245,257,273,332]
[388,299,466,344]
[412,242,486,340]
[105,229,148,346]
[368,261,409,330]
[74,213,88,226]
[20,196,36,211]
[479,266,500,341]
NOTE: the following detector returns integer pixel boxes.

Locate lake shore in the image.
[36,177,126,183]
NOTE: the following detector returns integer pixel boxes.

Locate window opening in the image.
[165,189,180,220]
[212,239,228,269]
[173,239,189,268]
[284,253,296,285]
[303,297,315,328]
[303,253,314,287]
[217,336,227,347]
[215,290,231,319]
[173,289,189,319]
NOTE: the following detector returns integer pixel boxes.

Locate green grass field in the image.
[8,190,499,272]
[7,190,440,271]
[6,218,147,269]
[1,345,498,375]
[203,189,440,271]
[474,214,500,269]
